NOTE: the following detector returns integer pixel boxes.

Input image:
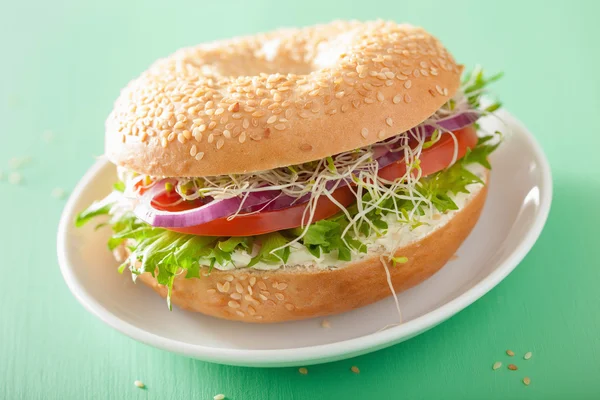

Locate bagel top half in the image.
[105,20,462,177]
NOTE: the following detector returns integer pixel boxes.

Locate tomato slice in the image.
[169,185,356,237]
[378,126,478,181]
[156,126,477,237]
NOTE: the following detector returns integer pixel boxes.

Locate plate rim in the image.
[57,110,552,367]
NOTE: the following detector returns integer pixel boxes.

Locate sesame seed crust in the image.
[106,20,461,177]
[134,177,487,322]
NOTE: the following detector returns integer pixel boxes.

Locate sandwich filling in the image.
[77,67,503,302]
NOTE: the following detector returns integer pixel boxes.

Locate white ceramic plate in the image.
[57,110,552,367]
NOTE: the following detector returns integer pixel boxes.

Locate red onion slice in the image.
[133,179,279,228]
[428,111,479,134]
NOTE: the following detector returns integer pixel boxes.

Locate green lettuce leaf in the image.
[75,203,112,227]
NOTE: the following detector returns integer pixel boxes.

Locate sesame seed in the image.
[228,300,240,309]
[378,130,386,139]
[8,156,31,170]
[351,366,360,374]
[508,364,518,371]
[492,362,502,370]
[524,351,532,360]
[275,293,285,301]
[195,152,205,161]
[393,95,402,104]
[42,130,54,143]
[385,117,393,127]
[274,124,286,131]
[376,91,384,102]
[235,282,243,293]
[134,380,145,389]
[299,367,308,375]
[506,350,515,357]
[51,187,66,199]
[404,94,412,103]
[404,80,412,89]
[361,128,369,138]
[213,395,225,400]
[523,377,531,386]
[8,172,22,185]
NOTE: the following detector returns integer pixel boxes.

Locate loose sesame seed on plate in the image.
[524,351,532,360]
[506,349,515,357]
[134,380,145,389]
[523,377,531,386]
[508,364,518,371]
[213,394,225,400]
[321,319,331,328]
[299,367,308,375]
[492,361,502,370]
[351,366,360,374]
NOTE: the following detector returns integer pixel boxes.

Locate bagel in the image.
[105,20,462,177]
[73,20,502,325]
[133,173,487,322]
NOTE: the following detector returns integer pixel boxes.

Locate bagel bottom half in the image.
[133,176,488,323]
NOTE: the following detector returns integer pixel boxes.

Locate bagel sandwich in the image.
[76,20,503,323]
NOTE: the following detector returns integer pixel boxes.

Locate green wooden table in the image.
[2,0,599,398]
